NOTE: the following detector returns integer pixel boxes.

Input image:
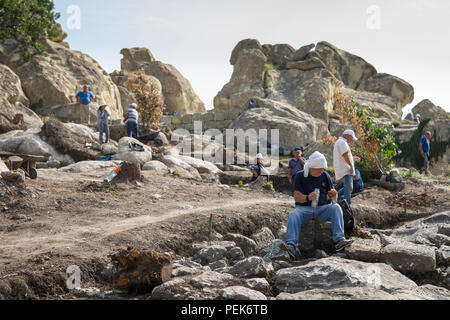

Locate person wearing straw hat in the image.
[280,151,354,260]
[97,101,110,144]
[333,129,358,205]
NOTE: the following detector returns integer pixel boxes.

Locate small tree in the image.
[128,71,165,132]
[0,0,61,61]
[326,89,398,176]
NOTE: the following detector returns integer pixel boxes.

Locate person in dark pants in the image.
[419,131,432,175]
[97,102,110,144]
[288,147,306,186]
[124,103,140,138]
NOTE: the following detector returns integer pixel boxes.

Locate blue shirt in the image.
[97,109,110,124]
[76,91,94,105]
[420,136,430,153]
[288,158,306,178]
[353,169,364,193]
[294,170,334,207]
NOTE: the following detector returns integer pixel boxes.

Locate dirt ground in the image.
[0,167,449,299]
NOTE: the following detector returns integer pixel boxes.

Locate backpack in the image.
[338,199,357,234]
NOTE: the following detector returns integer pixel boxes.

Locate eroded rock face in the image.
[13,40,123,121]
[358,73,414,108]
[143,61,205,114]
[0,64,41,129]
[229,98,329,153]
[120,48,155,72]
[412,99,450,120]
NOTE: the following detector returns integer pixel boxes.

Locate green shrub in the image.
[262,181,274,191]
[238,180,244,187]
[325,167,335,176]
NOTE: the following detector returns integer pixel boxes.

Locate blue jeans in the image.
[126,121,139,138]
[98,121,109,143]
[338,174,354,205]
[285,204,346,247]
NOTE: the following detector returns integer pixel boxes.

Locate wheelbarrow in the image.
[0,152,47,180]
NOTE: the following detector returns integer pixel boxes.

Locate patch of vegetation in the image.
[325,167,335,176]
[107,190,120,195]
[392,120,401,128]
[262,181,274,191]
[238,180,244,187]
[0,0,62,61]
[173,169,180,177]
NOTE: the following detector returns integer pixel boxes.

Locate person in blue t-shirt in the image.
[76,85,95,125]
[352,169,364,194]
[419,131,432,175]
[279,152,354,260]
[288,147,306,185]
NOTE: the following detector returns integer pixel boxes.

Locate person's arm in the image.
[300,157,306,166]
[294,190,317,204]
[419,142,424,156]
[76,92,81,103]
[123,113,129,123]
[288,168,293,184]
[342,151,354,175]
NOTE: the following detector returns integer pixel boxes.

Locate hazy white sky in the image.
[54,0,449,114]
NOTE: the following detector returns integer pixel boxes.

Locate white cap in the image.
[343,129,358,141]
[130,103,137,109]
[99,100,107,107]
[256,153,264,159]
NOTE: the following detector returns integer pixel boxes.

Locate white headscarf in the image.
[304,151,328,178]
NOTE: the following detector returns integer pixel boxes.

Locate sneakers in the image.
[279,243,299,261]
[335,238,354,252]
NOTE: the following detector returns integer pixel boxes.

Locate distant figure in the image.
[124,103,140,138]
[250,153,269,182]
[352,169,364,194]
[419,131,432,175]
[415,114,421,124]
[76,85,95,125]
[288,147,306,185]
[97,102,110,144]
[334,129,358,205]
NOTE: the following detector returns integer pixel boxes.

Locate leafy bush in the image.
[0,0,61,61]
[262,181,274,191]
[128,71,165,132]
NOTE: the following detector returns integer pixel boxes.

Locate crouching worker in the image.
[250,153,270,182]
[280,152,353,260]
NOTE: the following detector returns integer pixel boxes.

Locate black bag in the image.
[338,199,357,234]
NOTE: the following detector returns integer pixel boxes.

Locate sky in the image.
[54,0,450,115]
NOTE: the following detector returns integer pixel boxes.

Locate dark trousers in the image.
[126,121,139,138]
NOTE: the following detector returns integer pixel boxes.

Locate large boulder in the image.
[314,41,377,89]
[275,257,418,294]
[358,73,414,108]
[219,286,267,300]
[114,137,153,166]
[9,39,122,121]
[380,242,437,274]
[143,61,205,114]
[229,98,329,153]
[262,44,295,67]
[412,99,450,120]
[0,126,74,164]
[120,48,155,72]
[214,45,267,117]
[0,64,42,130]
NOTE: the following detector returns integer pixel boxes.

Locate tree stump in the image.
[112,161,142,184]
[109,247,172,294]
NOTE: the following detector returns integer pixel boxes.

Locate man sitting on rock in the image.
[280,151,354,260]
[250,153,270,182]
[288,147,306,185]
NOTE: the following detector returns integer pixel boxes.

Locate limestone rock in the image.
[285,57,326,71]
[226,256,274,278]
[214,47,267,117]
[59,160,120,173]
[250,227,276,252]
[229,39,264,66]
[224,233,258,257]
[315,41,377,89]
[412,99,450,120]
[275,257,417,294]
[380,242,436,274]
[198,246,228,265]
[219,286,267,300]
[1,170,25,183]
[14,40,122,121]
[298,221,334,255]
[229,98,329,153]
[276,287,397,300]
[142,160,169,173]
[143,61,205,114]
[290,44,316,61]
[262,43,295,67]
[358,73,414,108]
[245,278,271,295]
[260,239,291,261]
[114,137,153,167]
[160,155,201,180]
[120,48,155,72]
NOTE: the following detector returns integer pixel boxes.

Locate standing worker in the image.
[97,101,110,144]
[288,147,306,185]
[76,85,95,125]
[124,103,140,138]
[419,131,432,175]
[333,129,358,205]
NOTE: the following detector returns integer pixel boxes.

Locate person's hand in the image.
[328,189,338,198]
[349,166,355,176]
[289,177,293,185]
[354,156,361,163]
[308,192,318,201]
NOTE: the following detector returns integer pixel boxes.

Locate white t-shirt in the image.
[333,137,354,180]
